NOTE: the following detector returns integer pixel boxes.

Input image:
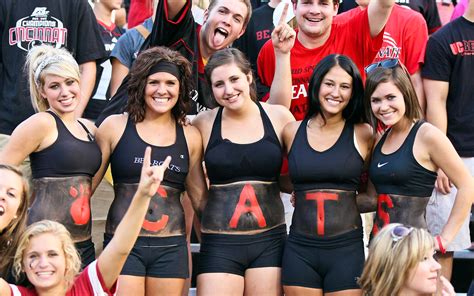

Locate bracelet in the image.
[436,235,446,254]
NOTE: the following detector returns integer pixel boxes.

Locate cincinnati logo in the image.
[8,7,68,52]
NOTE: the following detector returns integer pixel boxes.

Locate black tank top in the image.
[30,111,101,179]
[289,119,364,192]
[110,116,189,191]
[369,121,437,197]
[204,102,282,184]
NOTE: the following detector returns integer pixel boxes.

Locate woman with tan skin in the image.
[93,46,206,296]
[192,48,294,296]
[364,60,474,252]
[0,147,172,296]
[0,165,29,281]
[0,45,102,268]
[281,54,372,296]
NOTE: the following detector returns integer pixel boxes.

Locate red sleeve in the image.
[402,13,428,74]
[9,284,36,295]
[69,260,116,295]
[343,9,384,79]
[257,39,276,102]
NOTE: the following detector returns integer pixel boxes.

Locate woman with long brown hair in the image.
[94,46,206,296]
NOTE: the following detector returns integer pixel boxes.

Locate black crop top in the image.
[369,121,437,197]
[110,116,189,191]
[289,119,364,192]
[204,102,283,184]
[30,111,101,179]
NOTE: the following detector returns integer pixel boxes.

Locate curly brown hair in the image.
[126,46,192,124]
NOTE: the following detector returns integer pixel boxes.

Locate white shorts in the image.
[426,157,473,252]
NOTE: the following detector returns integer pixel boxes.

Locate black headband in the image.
[148,61,181,79]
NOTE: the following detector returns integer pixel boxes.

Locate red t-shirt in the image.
[257,9,383,120]
[338,5,428,75]
[128,0,153,29]
[9,261,116,296]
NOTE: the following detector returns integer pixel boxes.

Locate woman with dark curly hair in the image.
[93,46,207,296]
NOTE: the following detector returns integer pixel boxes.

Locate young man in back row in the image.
[258,0,395,120]
[97,0,252,125]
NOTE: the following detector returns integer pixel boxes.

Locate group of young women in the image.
[0,42,472,296]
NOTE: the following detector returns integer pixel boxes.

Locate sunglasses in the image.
[391,225,413,243]
[364,58,400,74]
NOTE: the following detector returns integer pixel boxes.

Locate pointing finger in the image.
[278,3,289,25]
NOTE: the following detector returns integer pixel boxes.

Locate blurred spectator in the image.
[128,0,153,28]
[338,0,428,110]
[84,0,125,121]
[451,0,467,20]
[422,0,474,281]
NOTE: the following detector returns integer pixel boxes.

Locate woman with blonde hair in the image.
[359,223,455,296]
[0,147,171,295]
[0,165,29,280]
[0,45,102,267]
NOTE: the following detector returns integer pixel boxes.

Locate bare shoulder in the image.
[16,112,56,134]
[78,118,97,134]
[261,102,294,125]
[98,113,128,130]
[192,108,218,131]
[282,120,303,151]
[96,113,128,140]
[417,121,445,146]
[354,123,374,145]
[283,120,302,137]
[182,123,203,146]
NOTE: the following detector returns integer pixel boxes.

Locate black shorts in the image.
[281,228,364,292]
[198,225,286,276]
[103,234,189,278]
[75,238,95,269]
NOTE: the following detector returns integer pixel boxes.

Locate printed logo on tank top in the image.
[8,7,68,52]
[133,157,182,172]
[450,40,474,56]
[375,32,401,60]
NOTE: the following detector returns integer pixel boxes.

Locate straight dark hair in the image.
[306,54,366,124]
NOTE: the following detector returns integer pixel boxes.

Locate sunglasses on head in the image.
[391,225,413,243]
[364,58,400,74]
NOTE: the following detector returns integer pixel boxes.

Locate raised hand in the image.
[137,146,172,197]
[272,3,296,55]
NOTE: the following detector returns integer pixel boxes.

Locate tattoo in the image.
[372,194,430,236]
[201,182,285,232]
[292,190,362,237]
[29,176,93,242]
[107,183,185,236]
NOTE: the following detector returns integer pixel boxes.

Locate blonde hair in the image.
[359,224,436,296]
[25,45,80,112]
[0,165,29,278]
[13,220,81,292]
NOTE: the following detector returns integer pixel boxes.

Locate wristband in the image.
[436,235,446,254]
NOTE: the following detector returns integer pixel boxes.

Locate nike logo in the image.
[377,162,389,168]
